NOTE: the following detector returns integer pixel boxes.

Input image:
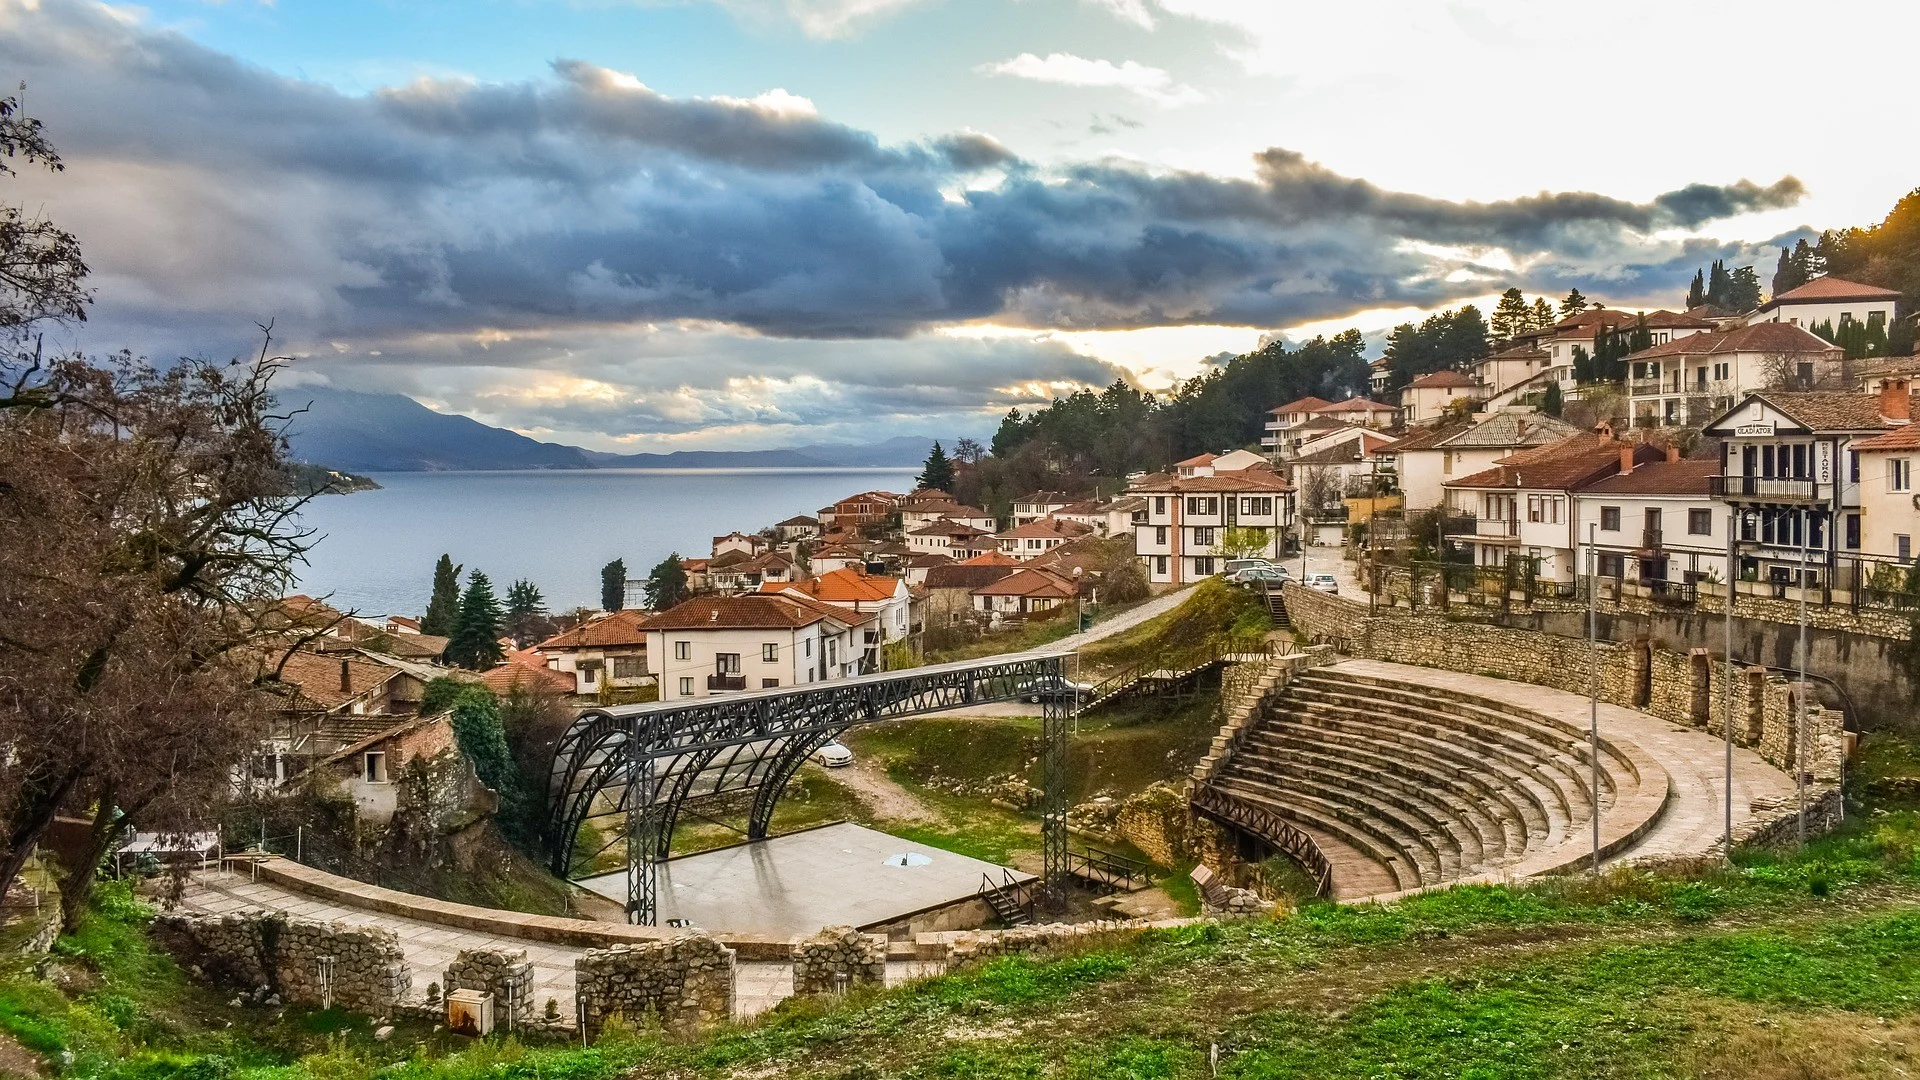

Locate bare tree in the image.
[1297,465,1339,511]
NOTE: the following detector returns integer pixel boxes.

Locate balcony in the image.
[1628,378,1666,398]
[1476,517,1520,538]
[1709,475,1832,503]
[707,673,746,692]
[1640,527,1662,551]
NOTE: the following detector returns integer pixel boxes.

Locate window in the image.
[1869,310,1887,330]
[1154,496,1167,516]
[1527,495,1542,523]
[804,638,812,656]
[611,656,646,679]
[762,643,779,663]
[678,677,694,696]
[1893,459,1913,493]
[1184,496,1219,516]
[1154,555,1169,575]
[1241,496,1273,516]
[1598,553,1625,577]
[1713,362,1729,382]
[716,652,741,674]
[1600,506,1621,532]
[1192,526,1215,547]
[1192,556,1216,577]
[1901,535,1914,563]
[674,640,691,661]
[364,751,387,784]
[1847,514,1861,549]
[1792,443,1808,479]
[1851,451,1860,483]
[761,678,780,689]
[1154,526,1168,545]
[580,665,597,685]
[1688,509,1712,536]
[1443,451,1454,475]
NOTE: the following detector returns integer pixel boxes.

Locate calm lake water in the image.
[294,468,919,615]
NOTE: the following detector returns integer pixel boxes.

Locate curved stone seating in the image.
[1213,664,1670,897]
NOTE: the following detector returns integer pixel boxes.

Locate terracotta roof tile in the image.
[1314,397,1395,414]
[972,567,1078,598]
[1754,391,1915,432]
[1268,396,1334,415]
[1581,458,1719,495]
[1408,370,1476,388]
[537,609,650,650]
[766,567,902,603]
[1853,424,1920,451]
[925,563,1020,590]
[1626,321,1837,360]
[1765,275,1901,306]
[639,593,872,632]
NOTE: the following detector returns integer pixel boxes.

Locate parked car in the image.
[1307,572,1340,593]
[1016,675,1092,704]
[813,741,854,768]
[1228,565,1291,586]
[1221,558,1278,578]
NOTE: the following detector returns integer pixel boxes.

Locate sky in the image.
[7,0,1919,452]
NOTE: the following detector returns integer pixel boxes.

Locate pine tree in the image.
[917,440,955,492]
[503,579,548,649]
[1491,287,1530,342]
[1529,297,1556,332]
[1686,269,1706,309]
[420,554,462,636]
[1727,266,1762,312]
[1560,288,1588,318]
[446,570,505,670]
[644,553,689,611]
[1541,380,1563,418]
[600,558,626,612]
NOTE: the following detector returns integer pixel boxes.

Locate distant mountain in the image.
[282,385,939,472]
[281,386,596,472]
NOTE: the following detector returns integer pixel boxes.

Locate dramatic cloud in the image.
[979,53,1205,106]
[0,0,1807,447]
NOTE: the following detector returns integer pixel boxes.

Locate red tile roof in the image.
[537,609,650,650]
[1129,468,1294,493]
[639,593,872,631]
[908,518,992,539]
[1314,397,1395,414]
[1445,434,1660,491]
[1763,275,1901,307]
[481,653,575,695]
[997,518,1096,540]
[1626,321,1837,360]
[1408,370,1476,389]
[1580,458,1719,495]
[765,567,902,603]
[959,550,1022,566]
[1748,391,1918,433]
[1173,452,1217,467]
[1848,424,1920,451]
[971,567,1078,599]
[1268,396,1334,415]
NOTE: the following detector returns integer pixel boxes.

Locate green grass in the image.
[1081,579,1269,675]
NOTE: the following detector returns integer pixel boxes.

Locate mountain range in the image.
[278,385,937,472]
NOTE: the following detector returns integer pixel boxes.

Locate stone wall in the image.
[444,947,534,1026]
[943,919,1150,967]
[790,925,886,995]
[152,912,409,1015]
[575,932,734,1037]
[1281,585,1845,784]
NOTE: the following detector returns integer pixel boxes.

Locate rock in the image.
[374,1025,394,1041]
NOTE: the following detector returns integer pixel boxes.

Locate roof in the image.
[997,518,1097,540]
[538,609,650,650]
[1433,412,1581,450]
[1639,309,1715,330]
[1386,420,1468,453]
[959,550,1022,566]
[768,567,902,603]
[1268,396,1334,415]
[775,514,821,527]
[1105,495,1147,512]
[1446,434,1655,492]
[481,654,576,695]
[320,713,442,768]
[909,518,993,539]
[269,648,398,711]
[905,552,954,568]
[1761,275,1901,310]
[1015,490,1076,505]
[1173,452,1217,467]
[1129,467,1294,493]
[1294,436,1393,466]
[1852,424,1920,452]
[925,563,1020,590]
[906,500,992,519]
[1854,356,1920,379]
[1408,370,1476,389]
[1052,500,1101,515]
[1687,304,1743,321]
[1625,321,1837,360]
[1753,391,1917,432]
[1580,458,1719,495]
[1548,307,1642,333]
[1314,397,1396,414]
[972,567,1078,599]
[1483,344,1549,361]
[638,593,872,632]
[902,488,952,503]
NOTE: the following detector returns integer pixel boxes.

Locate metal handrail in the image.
[1189,784,1334,899]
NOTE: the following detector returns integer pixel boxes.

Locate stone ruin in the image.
[790,925,887,995]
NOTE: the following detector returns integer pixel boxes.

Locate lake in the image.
[294,468,920,615]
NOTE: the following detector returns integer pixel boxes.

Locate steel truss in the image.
[545,651,1073,925]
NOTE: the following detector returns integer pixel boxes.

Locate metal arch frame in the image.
[544,651,1073,925]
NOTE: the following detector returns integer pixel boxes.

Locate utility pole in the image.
[1723,508,1736,848]
[1586,521,1601,873]
[1797,520,1810,844]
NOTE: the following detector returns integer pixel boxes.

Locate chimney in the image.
[338,658,352,694]
[1881,376,1912,425]
[1619,443,1635,475]
[1666,444,1681,464]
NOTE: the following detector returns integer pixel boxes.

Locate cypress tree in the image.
[600,558,626,612]
[1686,270,1706,309]
[1707,260,1732,309]
[1541,380,1564,417]
[420,554,462,636]
[1891,317,1916,358]
[917,440,955,492]
[1560,288,1588,318]
[447,570,506,670]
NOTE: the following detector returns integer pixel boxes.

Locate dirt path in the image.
[829,758,937,823]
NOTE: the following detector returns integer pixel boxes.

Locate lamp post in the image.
[1723,508,1737,848]
[1586,521,1600,873]
[1797,519,1810,845]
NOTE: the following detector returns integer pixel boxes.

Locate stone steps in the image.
[1211,778,1418,892]
[1219,768,1458,882]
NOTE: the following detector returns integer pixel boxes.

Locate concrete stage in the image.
[576,822,1033,937]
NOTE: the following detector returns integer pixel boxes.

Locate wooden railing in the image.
[1189,783,1334,899]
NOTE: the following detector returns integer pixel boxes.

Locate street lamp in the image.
[1586,521,1600,873]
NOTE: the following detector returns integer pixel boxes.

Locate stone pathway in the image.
[1330,659,1799,864]
[176,870,943,1022]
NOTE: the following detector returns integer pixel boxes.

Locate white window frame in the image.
[364,751,388,784]
[674,640,691,661]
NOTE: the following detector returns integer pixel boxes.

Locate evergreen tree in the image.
[1707,260,1733,309]
[420,554,462,636]
[644,553,689,610]
[600,558,626,612]
[1686,269,1706,309]
[1541,380,1563,418]
[504,579,548,647]
[1892,317,1916,358]
[990,409,1027,458]
[1560,288,1589,318]
[917,440,955,492]
[1727,265,1762,312]
[1528,297,1556,332]
[1571,344,1593,384]
[446,570,505,670]
[1491,287,1530,342]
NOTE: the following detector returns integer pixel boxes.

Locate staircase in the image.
[1260,582,1289,628]
[979,870,1032,926]
[1203,664,1669,898]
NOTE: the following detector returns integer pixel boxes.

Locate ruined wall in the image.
[790,926,887,995]
[575,933,734,1037]
[151,912,410,1015]
[443,947,534,1026]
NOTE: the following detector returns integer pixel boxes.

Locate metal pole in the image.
[1040,655,1069,912]
[1797,522,1809,845]
[1723,508,1736,848]
[1586,521,1601,873]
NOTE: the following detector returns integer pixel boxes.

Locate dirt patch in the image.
[1682,999,1920,1079]
[834,757,937,823]
[0,1031,45,1079]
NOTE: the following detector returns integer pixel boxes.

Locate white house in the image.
[1747,276,1900,334]
[1574,457,1729,591]
[906,518,995,555]
[900,500,997,532]
[994,518,1095,557]
[763,567,913,669]
[1013,491,1077,526]
[1050,494,1146,537]
[1401,370,1481,424]
[1312,397,1397,430]
[1824,377,1919,565]
[1472,345,1552,397]
[1261,396,1335,455]
[1131,459,1296,584]
[970,567,1078,619]
[1444,433,1667,583]
[773,515,822,541]
[1393,411,1582,511]
[1289,428,1399,508]
[641,594,871,700]
[535,609,651,695]
[1624,321,1842,429]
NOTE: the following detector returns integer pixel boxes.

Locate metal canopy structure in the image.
[545,650,1073,925]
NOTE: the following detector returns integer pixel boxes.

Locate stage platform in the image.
[576,822,1033,937]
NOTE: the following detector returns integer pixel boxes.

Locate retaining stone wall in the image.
[575,933,734,1037]
[152,912,409,1015]
[790,925,886,995]
[1282,585,1845,784]
[944,919,1149,967]
[444,947,535,1026]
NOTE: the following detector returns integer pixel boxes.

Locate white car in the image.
[1307,573,1340,594]
[814,742,854,768]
